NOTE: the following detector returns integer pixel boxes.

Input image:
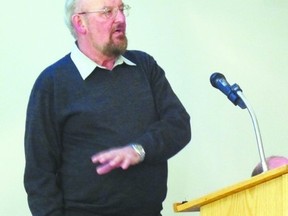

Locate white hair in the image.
[64,0,79,39]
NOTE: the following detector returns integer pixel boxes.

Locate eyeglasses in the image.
[77,4,131,19]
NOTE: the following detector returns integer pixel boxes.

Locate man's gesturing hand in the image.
[91,145,142,175]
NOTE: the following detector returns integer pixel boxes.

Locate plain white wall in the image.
[1,0,288,215]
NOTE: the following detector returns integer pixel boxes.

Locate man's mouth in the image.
[113,25,125,35]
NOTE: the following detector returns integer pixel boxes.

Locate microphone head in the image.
[210,72,226,88]
[210,72,247,109]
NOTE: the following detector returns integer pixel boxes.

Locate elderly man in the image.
[24,0,191,215]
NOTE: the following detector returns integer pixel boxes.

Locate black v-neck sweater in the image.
[24,50,191,216]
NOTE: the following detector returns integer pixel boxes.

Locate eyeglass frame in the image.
[76,4,131,19]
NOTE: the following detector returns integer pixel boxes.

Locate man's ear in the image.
[71,14,87,35]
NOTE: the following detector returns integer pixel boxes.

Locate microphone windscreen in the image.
[210,72,225,88]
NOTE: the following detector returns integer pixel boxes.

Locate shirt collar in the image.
[70,43,136,80]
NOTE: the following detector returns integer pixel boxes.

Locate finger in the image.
[91,151,112,164]
[120,158,131,170]
[108,155,123,167]
[96,163,114,175]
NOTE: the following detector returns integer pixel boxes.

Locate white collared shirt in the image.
[70,43,136,80]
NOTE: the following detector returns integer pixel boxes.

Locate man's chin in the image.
[113,34,127,44]
[103,37,128,57]
[113,38,128,53]
[103,44,127,57]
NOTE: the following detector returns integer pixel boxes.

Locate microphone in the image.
[210,72,268,172]
[210,72,246,109]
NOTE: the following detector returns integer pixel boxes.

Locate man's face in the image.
[76,0,128,57]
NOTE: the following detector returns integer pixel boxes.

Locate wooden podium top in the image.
[174,165,288,212]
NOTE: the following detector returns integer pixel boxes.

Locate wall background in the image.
[1,0,287,215]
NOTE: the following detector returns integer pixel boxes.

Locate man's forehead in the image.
[82,0,123,7]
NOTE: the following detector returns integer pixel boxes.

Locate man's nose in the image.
[114,9,126,22]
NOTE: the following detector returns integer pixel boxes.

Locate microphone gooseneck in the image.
[210,72,268,172]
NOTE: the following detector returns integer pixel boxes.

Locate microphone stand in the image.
[233,87,269,172]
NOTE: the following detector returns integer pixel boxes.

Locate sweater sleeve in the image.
[24,72,64,216]
[131,52,191,162]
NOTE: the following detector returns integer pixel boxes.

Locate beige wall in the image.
[1,1,288,215]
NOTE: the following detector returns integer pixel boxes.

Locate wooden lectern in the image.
[174,165,288,216]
